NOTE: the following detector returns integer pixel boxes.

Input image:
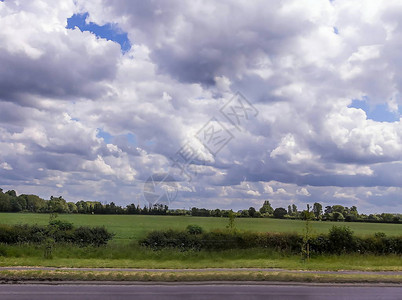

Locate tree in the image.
[381,213,394,223]
[67,202,78,213]
[23,194,46,212]
[48,196,69,213]
[292,204,298,215]
[301,208,315,220]
[332,205,345,216]
[345,214,357,222]
[323,205,333,220]
[240,210,249,217]
[211,209,222,217]
[248,207,256,218]
[324,206,333,214]
[273,207,287,219]
[368,214,379,221]
[5,190,17,198]
[287,205,292,215]
[332,211,345,221]
[259,200,274,215]
[0,192,11,212]
[312,202,323,219]
[10,197,23,212]
[350,206,359,217]
[301,204,313,261]
[226,210,236,231]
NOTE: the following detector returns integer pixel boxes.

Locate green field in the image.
[0,213,400,243]
[0,213,401,272]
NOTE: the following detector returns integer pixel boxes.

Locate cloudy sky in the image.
[0,0,401,214]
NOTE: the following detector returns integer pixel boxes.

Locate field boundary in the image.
[1,267,401,275]
[0,267,401,284]
[1,281,401,287]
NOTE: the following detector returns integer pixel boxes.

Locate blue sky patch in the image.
[349,99,400,122]
[97,128,113,144]
[66,12,131,53]
[97,129,137,146]
[125,133,137,146]
[333,27,339,35]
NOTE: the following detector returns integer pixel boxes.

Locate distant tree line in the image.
[0,188,169,215]
[0,188,400,223]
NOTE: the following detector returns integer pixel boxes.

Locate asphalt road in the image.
[0,284,401,300]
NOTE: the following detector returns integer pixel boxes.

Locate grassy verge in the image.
[0,244,401,271]
[0,270,400,284]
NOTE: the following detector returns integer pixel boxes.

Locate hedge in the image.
[139,227,402,255]
[0,224,113,247]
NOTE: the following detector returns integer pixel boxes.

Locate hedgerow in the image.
[0,223,113,247]
[140,226,402,255]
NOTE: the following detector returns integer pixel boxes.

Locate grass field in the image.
[1,244,401,271]
[0,213,401,273]
[0,213,400,243]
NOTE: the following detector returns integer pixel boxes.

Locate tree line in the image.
[0,188,400,223]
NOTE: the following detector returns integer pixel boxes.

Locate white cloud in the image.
[297,188,311,196]
[0,162,13,171]
[0,0,401,213]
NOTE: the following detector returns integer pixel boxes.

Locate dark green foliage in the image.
[312,202,323,219]
[49,220,73,231]
[309,228,402,255]
[226,210,237,231]
[259,200,274,215]
[186,224,203,235]
[139,229,202,251]
[328,226,354,254]
[140,227,402,255]
[140,230,302,252]
[72,226,114,247]
[248,207,256,217]
[0,224,113,247]
[273,207,287,219]
[332,212,345,221]
[0,224,47,244]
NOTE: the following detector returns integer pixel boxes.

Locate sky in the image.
[0,0,401,214]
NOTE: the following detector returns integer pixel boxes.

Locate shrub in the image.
[71,226,114,247]
[186,224,203,235]
[0,224,113,247]
[139,229,201,251]
[328,226,355,254]
[139,227,402,255]
[140,230,303,252]
[49,220,73,231]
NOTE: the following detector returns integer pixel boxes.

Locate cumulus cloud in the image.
[0,0,401,213]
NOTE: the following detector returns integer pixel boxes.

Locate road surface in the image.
[0,284,400,300]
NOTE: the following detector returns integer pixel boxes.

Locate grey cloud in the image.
[0,0,401,213]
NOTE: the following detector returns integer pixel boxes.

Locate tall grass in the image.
[0,242,401,271]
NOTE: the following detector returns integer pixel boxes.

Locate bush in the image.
[139,227,402,255]
[186,224,203,235]
[139,229,201,251]
[0,224,113,247]
[49,220,73,231]
[328,226,355,254]
[140,229,302,252]
[68,226,114,247]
